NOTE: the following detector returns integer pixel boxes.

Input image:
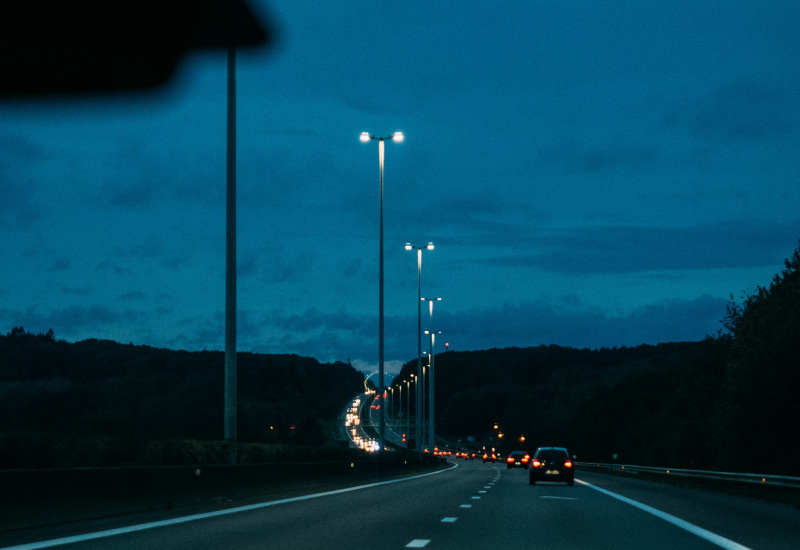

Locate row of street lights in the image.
[362,131,443,454]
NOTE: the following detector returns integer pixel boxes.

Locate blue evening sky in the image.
[2,1,799,373]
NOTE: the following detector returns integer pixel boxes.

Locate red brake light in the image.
[532,458,542,468]
[522,455,530,462]
[564,459,573,469]
[507,456,514,463]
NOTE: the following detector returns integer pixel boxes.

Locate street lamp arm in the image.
[361,131,404,142]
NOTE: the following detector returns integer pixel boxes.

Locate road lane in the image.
[4,461,799,549]
[402,465,732,550]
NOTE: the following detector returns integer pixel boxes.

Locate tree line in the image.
[0,333,364,468]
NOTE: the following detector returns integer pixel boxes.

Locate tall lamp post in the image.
[424,328,442,453]
[405,242,434,453]
[360,130,404,452]
[224,44,238,465]
[422,296,441,452]
[406,377,412,441]
[398,382,403,421]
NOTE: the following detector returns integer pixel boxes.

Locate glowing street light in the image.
[424,328,442,453]
[406,376,412,440]
[421,296,442,452]
[360,130,404,452]
[405,241,434,453]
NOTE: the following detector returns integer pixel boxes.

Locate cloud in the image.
[481,220,798,274]
[0,304,147,342]
[0,133,47,229]
[438,294,729,352]
[47,258,70,272]
[668,78,799,141]
[539,142,660,175]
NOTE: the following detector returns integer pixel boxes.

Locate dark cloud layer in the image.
[484,220,798,274]
[2,1,799,367]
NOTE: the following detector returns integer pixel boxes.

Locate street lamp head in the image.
[359,132,371,143]
[392,131,404,143]
[405,243,412,251]
[426,242,434,250]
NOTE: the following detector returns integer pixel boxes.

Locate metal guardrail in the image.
[579,462,800,489]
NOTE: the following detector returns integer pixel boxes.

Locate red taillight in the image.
[507,456,515,463]
[564,459,573,469]
[532,458,542,468]
[522,455,530,463]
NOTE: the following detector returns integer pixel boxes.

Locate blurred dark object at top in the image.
[1,0,271,97]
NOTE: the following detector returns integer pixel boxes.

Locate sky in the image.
[2,1,799,374]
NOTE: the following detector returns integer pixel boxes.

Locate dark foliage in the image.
[398,340,732,470]
[0,333,363,468]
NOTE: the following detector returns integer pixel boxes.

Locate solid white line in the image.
[579,480,752,550]
[3,463,459,550]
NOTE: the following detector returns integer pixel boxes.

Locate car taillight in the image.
[532,458,542,468]
[522,455,530,462]
[507,456,515,463]
[564,459,573,469]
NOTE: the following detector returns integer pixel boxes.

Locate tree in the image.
[716,243,800,473]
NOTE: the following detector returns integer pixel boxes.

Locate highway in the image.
[3,461,799,549]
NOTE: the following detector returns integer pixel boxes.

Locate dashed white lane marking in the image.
[471,496,481,499]
[460,504,472,508]
[441,517,458,523]
[478,490,487,493]
[406,540,431,548]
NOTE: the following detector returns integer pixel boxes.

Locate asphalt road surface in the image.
[3,461,799,549]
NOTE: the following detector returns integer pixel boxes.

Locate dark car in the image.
[482,451,496,463]
[529,447,574,486]
[506,450,530,469]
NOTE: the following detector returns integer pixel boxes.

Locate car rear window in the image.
[537,450,568,461]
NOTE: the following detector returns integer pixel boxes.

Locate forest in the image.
[1,243,798,474]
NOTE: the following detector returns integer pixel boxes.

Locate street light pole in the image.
[398,382,403,420]
[425,328,442,453]
[422,297,441,452]
[361,131,404,452]
[406,377,411,440]
[224,44,237,465]
[405,242,433,454]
